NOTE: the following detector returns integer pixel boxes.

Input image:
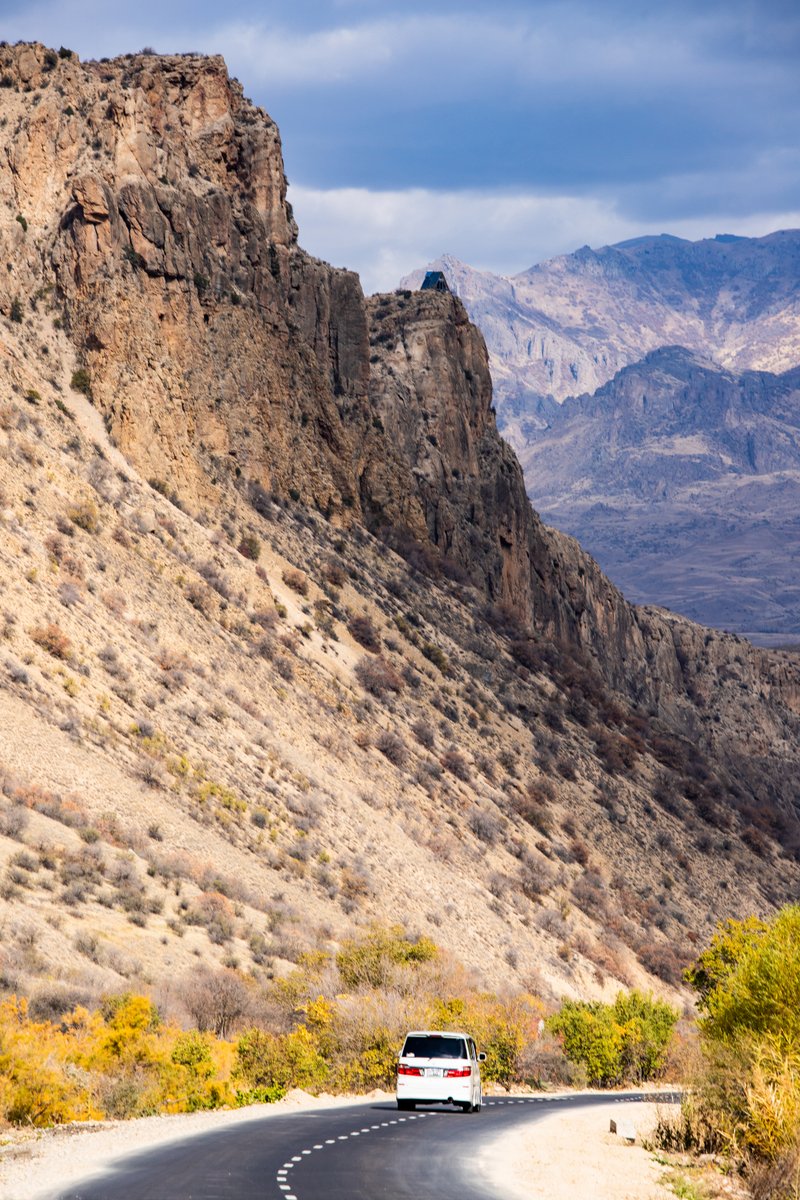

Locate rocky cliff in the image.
[3,44,377,514]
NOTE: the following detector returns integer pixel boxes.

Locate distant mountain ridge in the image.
[401,231,800,451]
[522,347,800,635]
[403,233,800,637]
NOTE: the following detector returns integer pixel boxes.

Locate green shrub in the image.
[421,641,449,674]
[235,1026,328,1092]
[234,1084,285,1105]
[336,925,437,990]
[548,1001,624,1086]
[238,534,261,561]
[548,991,678,1087]
[70,368,92,397]
[667,906,800,1170]
[171,1031,214,1077]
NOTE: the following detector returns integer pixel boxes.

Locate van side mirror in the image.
[478,1052,486,1062]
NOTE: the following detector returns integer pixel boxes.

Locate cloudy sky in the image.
[3,0,799,291]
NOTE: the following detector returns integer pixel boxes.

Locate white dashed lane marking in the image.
[273,1095,649,1197]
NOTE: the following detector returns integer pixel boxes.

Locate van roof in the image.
[403,1030,469,1038]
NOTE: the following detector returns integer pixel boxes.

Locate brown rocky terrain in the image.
[1,43,800,1023]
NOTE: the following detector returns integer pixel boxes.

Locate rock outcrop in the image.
[2,44,375,513]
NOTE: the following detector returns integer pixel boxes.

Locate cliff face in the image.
[364,290,648,684]
[2,42,799,749]
[2,44,375,513]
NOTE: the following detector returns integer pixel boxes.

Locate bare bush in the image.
[442,748,471,781]
[322,560,346,588]
[375,729,407,767]
[30,623,72,660]
[0,802,28,839]
[354,655,403,698]
[180,966,249,1038]
[282,568,309,597]
[412,719,435,750]
[274,654,295,682]
[520,858,556,901]
[511,783,555,835]
[348,613,381,652]
[186,891,236,943]
[469,807,501,844]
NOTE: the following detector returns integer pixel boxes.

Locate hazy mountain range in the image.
[403,233,800,638]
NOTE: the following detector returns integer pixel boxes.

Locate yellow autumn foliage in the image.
[0,993,236,1126]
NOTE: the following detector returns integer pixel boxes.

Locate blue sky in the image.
[3,0,799,291]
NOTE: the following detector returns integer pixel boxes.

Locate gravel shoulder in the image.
[479,1098,674,1200]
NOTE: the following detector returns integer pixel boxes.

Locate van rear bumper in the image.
[396,1076,473,1103]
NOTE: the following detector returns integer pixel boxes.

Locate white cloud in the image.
[289,183,800,294]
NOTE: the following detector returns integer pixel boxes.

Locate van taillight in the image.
[397,1064,423,1076]
[444,1067,471,1078]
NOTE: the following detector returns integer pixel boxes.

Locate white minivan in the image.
[396,1030,485,1112]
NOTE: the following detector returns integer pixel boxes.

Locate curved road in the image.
[55,1091,678,1200]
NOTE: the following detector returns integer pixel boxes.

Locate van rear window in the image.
[402,1035,467,1059]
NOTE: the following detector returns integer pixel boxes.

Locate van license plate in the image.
[426,1068,443,1077]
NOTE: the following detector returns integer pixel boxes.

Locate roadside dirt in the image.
[479,1099,675,1200]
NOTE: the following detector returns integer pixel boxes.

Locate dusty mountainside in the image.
[1,43,800,1023]
[523,347,800,638]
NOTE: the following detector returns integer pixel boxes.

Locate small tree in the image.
[548,991,678,1087]
[235,1026,327,1092]
[181,967,249,1039]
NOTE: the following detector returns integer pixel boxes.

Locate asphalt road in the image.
[55,1091,676,1200]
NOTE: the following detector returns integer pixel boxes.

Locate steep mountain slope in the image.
[522,349,800,635]
[2,44,800,1025]
[402,234,800,443]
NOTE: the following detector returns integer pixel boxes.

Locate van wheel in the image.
[460,1101,474,1113]
[398,1100,415,1111]
[473,1101,482,1113]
